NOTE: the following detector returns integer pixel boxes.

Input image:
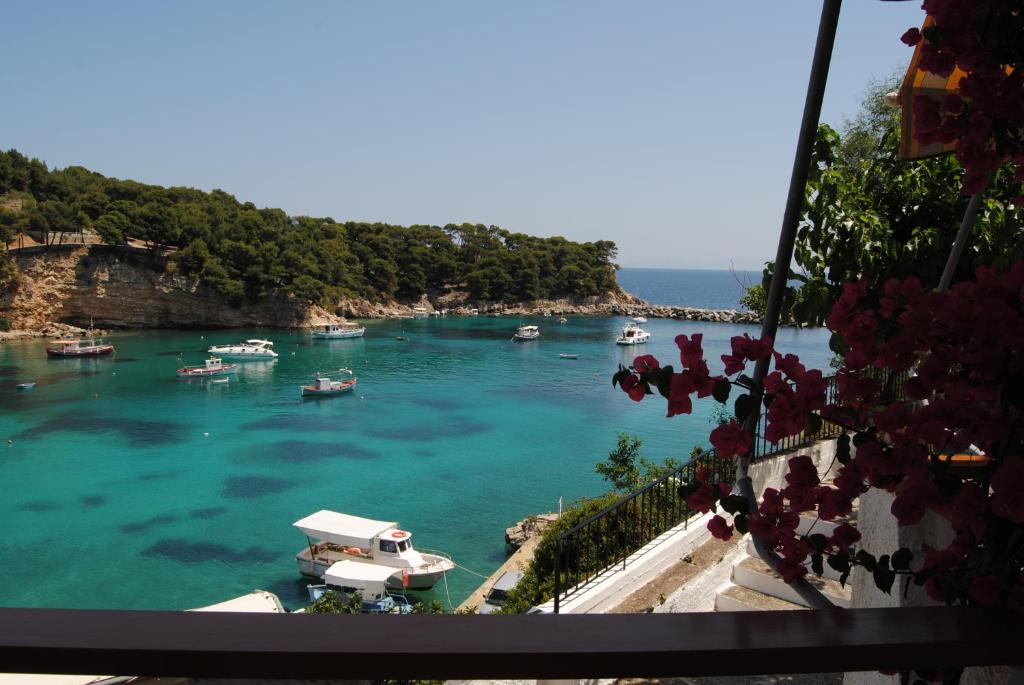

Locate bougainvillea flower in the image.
[632,354,660,375]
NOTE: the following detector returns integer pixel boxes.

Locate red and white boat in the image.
[301,369,357,398]
[177,357,239,379]
[46,338,115,358]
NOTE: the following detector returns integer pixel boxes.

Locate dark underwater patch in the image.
[241,414,353,433]
[120,513,178,534]
[17,500,59,512]
[361,417,491,442]
[142,538,278,564]
[190,506,227,519]
[137,471,178,482]
[222,475,295,499]
[0,365,23,378]
[112,357,139,363]
[16,411,185,447]
[264,440,378,464]
[416,397,465,411]
[414,449,435,458]
[80,495,107,507]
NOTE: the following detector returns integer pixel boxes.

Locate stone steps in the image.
[713,584,805,612]
[731,556,852,608]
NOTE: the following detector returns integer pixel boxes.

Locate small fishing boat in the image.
[512,324,540,342]
[311,323,366,340]
[306,560,413,614]
[301,370,357,398]
[46,338,115,358]
[558,316,568,324]
[207,339,278,359]
[616,322,651,345]
[294,510,456,590]
[559,353,578,360]
[16,382,36,390]
[176,357,239,379]
[632,315,647,323]
[413,307,429,318]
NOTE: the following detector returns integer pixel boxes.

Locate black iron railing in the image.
[554,369,909,611]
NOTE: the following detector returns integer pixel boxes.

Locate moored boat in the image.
[176,357,239,379]
[616,322,651,345]
[300,370,357,398]
[558,316,568,324]
[512,324,540,342]
[311,323,365,339]
[559,353,578,360]
[413,307,429,318]
[207,339,278,359]
[46,338,115,358]
[306,560,413,614]
[294,510,456,591]
[16,382,36,390]
[632,315,647,323]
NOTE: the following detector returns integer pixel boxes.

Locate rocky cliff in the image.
[0,245,343,329]
[0,245,763,330]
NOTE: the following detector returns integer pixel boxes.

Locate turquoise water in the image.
[0,317,831,610]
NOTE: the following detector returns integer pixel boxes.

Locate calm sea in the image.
[616,267,763,309]
[0,275,827,612]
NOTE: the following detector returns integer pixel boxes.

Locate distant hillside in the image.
[0,149,620,309]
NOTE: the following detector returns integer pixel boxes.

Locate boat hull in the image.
[616,338,649,345]
[46,345,115,357]
[295,551,454,591]
[176,365,239,379]
[301,382,356,398]
[311,329,365,339]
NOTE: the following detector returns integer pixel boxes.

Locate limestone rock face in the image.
[1,245,343,329]
[505,513,559,550]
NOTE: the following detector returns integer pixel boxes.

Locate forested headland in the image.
[0,150,620,308]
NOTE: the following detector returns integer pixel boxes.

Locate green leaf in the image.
[855,549,877,572]
[720,494,751,516]
[611,369,630,389]
[891,548,913,571]
[840,568,850,587]
[836,433,851,465]
[827,550,850,574]
[712,378,731,404]
[806,413,823,436]
[873,565,896,594]
[806,533,828,554]
[734,394,754,422]
[811,553,824,576]
[733,513,749,534]
[735,374,756,390]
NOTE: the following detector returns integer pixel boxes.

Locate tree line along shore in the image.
[0,149,621,314]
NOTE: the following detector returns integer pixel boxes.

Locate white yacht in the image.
[632,315,647,324]
[616,322,651,345]
[311,323,366,339]
[294,510,455,591]
[512,324,540,342]
[206,339,278,359]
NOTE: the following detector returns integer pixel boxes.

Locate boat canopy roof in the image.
[294,510,397,548]
[244,339,273,345]
[51,340,78,345]
[324,559,398,587]
[191,590,285,613]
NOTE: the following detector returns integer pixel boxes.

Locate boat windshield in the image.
[397,539,410,552]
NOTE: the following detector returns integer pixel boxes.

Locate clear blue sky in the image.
[1,2,923,269]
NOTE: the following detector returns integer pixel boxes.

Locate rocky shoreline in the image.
[1,245,764,331]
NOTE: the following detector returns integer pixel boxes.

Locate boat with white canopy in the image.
[293,510,455,591]
[306,560,413,613]
[311,323,365,339]
[616,322,651,345]
[512,324,540,342]
[206,339,278,359]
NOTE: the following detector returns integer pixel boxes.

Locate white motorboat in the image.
[294,510,456,591]
[413,307,429,318]
[311,323,366,339]
[207,339,278,359]
[558,316,568,324]
[632,315,647,324]
[177,357,239,379]
[616,322,651,345]
[512,324,540,342]
[306,560,412,613]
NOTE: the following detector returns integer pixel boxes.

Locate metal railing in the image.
[553,369,908,611]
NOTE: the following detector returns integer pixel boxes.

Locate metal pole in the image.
[554,537,561,614]
[737,0,843,611]
[937,185,987,292]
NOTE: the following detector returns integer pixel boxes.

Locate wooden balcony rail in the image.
[0,606,1020,680]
